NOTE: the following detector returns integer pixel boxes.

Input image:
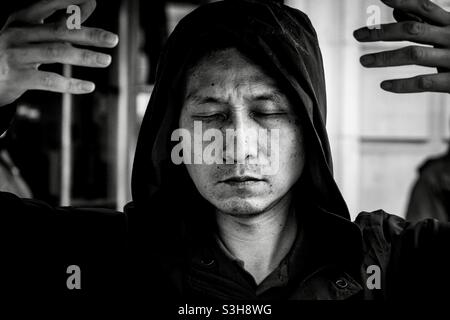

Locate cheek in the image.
[185,164,204,186]
[185,164,216,193]
[277,123,304,178]
[185,164,211,201]
[281,123,304,158]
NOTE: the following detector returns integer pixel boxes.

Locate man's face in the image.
[179,48,305,216]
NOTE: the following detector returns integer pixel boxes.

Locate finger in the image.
[11,43,112,68]
[393,8,423,23]
[382,0,450,26]
[20,70,95,94]
[9,0,96,25]
[360,45,450,69]
[380,73,450,93]
[6,24,118,48]
[353,21,450,47]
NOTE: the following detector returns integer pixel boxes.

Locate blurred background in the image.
[1,0,449,220]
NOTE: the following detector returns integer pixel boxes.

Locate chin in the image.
[213,197,271,217]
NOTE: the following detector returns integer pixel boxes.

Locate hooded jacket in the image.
[1,0,450,301]
[125,0,450,300]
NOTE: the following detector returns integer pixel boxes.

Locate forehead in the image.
[183,48,281,95]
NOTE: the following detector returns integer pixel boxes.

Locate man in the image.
[2,0,450,301]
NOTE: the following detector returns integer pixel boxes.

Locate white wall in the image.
[286,0,449,220]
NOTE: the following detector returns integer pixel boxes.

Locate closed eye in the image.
[251,111,287,117]
[192,113,227,121]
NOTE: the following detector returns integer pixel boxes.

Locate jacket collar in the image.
[188,203,365,300]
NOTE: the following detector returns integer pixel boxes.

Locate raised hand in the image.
[354,0,450,94]
[0,0,118,107]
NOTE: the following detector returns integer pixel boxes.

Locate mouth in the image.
[220,175,266,185]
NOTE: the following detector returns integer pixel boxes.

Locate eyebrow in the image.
[185,90,285,106]
[186,94,227,105]
[251,92,284,103]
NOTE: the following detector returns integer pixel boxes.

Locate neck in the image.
[215,192,297,285]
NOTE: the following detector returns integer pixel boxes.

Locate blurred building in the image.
[293,0,450,219]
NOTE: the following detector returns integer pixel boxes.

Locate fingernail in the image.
[381,81,392,90]
[104,33,119,45]
[82,82,95,92]
[360,55,375,66]
[354,28,369,40]
[97,54,112,66]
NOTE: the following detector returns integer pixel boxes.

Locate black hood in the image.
[129,0,352,253]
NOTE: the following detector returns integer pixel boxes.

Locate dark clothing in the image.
[128,0,368,301]
[124,201,450,301]
[406,151,450,222]
[0,190,127,297]
[209,212,305,299]
[3,186,450,300]
[2,0,450,301]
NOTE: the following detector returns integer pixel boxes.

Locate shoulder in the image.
[354,210,408,240]
[354,210,449,251]
[353,210,450,300]
[351,210,407,264]
[0,191,127,240]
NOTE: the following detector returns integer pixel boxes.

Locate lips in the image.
[220,175,265,184]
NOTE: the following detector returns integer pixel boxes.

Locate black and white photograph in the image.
[2,0,450,315]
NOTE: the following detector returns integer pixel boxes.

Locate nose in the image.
[223,109,259,164]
